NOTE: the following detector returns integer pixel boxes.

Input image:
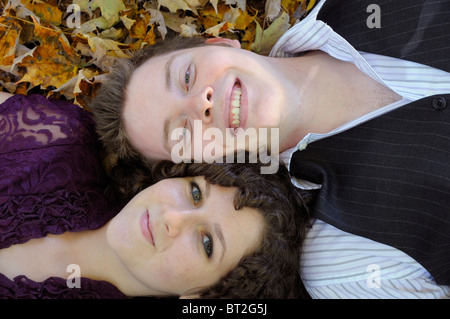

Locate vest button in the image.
[432,97,447,110]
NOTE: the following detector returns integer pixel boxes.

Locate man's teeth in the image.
[231,87,241,127]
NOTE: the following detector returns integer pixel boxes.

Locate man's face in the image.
[124,42,292,162]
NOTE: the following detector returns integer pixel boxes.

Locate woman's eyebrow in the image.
[214,222,227,263]
[203,181,227,262]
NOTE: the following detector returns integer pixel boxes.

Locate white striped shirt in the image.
[269,0,450,298]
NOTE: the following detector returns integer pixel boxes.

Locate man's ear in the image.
[205,37,241,49]
[179,293,201,299]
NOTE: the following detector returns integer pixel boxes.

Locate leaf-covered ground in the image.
[0,0,316,108]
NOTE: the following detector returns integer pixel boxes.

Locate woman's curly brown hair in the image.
[107,156,314,299]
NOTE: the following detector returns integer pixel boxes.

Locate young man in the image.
[91,0,450,298]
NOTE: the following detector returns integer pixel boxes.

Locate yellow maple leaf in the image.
[234,8,256,30]
[0,0,315,101]
[79,33,129,70]
[240,23,256,49]
[281,0,302,16]
[129,10,151,39]
[281,0,316,20]
[251,11,291,55]
[198,4,228,30]
[307,0,317,11]
[159,0,203,14]
[18,21,81,89]
[0,17,21,67]
[203,21,233,37]
[91,0,126,27]
[83,35,129,58]
[198,3,255,35]
[25,1,62,25]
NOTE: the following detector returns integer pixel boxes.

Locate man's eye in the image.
[184,68,191,90]
[191,181,201,204]
[180,119,188,142]
[202,232,213,258]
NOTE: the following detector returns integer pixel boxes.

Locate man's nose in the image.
[193,86,213,124]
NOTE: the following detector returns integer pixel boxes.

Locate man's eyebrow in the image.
[165,54,176,91]
[163,54,178,155]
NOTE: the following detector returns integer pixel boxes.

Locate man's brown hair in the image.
[90,36,209,168]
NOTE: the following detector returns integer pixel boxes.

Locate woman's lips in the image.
[140,211,155,246]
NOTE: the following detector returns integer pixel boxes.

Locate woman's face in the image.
[123,41,295,162]
[106,176,264,297]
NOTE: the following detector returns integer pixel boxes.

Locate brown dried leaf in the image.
[0,0,315,100]
[159,0,203,14]
[91,0,126,27]
[79,33,129,70]
[251,11,290,55]
[18,20,81,89]
[0,17,21,67]
[25,1,62,25]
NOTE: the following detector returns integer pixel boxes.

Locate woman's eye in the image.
[191,182,202,204]
[202,232,213,258]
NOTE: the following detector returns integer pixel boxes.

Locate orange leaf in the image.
[143,24,156,46]
[234,9,256,30]
[281,0,302,17]
[129,11,150,39]
[25,2,62,25]
[240,23,256,48]
[306,0,317,11]
[198,4,228,30]
[18,21,80,89]
[0,17,21,67]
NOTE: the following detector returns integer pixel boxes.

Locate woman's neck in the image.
[0,224,154,297]
[63,225,116,282]
[60,224,155,296]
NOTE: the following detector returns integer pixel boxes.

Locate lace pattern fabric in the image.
[0,94,125,298]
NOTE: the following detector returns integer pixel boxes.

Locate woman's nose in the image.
[163,207,195,238]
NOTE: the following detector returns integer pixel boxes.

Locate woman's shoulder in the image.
[0,273,127,299]
[0,94,120,248]
[0,92,13,105]
[0,94,98,151]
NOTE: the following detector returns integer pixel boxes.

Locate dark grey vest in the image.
[290,95,450,285]
[318,0,450,73]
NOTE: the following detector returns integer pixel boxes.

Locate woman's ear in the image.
[205,37,241,49]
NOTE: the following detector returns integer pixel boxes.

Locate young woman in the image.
[0,93,311,298]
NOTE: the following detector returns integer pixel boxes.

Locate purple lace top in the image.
[0,94,126,298]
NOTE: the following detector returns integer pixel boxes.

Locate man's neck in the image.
[279,50,401,150]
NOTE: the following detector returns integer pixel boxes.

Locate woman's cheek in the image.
[157,253,199,293]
